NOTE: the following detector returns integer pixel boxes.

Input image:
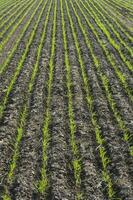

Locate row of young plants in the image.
[0,0,17,7]
[0,0,38,74]
[86,0,132,56]
[0,0,19,16]
[116,0,133,10]
[0,0,11,9]
[104,0,132,14]
[99,0,132,24]
[109,0,133,13]
[81,0,132,73]
[76,0,133,102]
[60,0,82,199]
[2,0,52,199]
[0,0,28,28]
[0,0,37,53]
[0,0,32,39]
[118,0,133,10]
[37,0,56,195]
[64,0,117,199]
[0,0,45,120]
[0,1,21,25]
[69,0,133,156]
[95,0,133,41]
[91,1,133,43]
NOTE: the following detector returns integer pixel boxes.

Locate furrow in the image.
[1,0,52,199]
[0,0,27,31]
[80,1,133,73]
[99,0,133,32]
[0,0,46,120]
[0,0,50,186]
[0,0,39,70]
[11,10,53,198]
[0,0,132,199]
[0,0,20,20]
[60,0,83,198]
[0,0,38,55]
[76,0,133,102]
[43,0,75,198]
[64,0,118,198]
[68,0,133,156]
[0,0,32,40]
[67,0,133,199]
[107,0,133,14]
[64,12,105,198]
[36,1,57,196]
[103,0,133,19]
[0,0,13,12]
[65,15,133,197]
[0,0,50,181]
[93,0,133,42]
[114,0,133,10]
[85,0,132,57]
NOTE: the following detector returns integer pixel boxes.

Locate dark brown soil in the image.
[0,0,132,199]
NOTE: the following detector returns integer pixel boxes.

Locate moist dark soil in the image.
[0,0,132,199]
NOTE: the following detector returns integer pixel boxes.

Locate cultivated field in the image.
[0,0,133,199]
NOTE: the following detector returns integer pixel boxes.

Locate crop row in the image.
[85,0,132,57]
[64,0,117,198]
[70,0,132,155]
[82,1,132,73]
[0,1,45,123]
[107,0,133,13]
[93,0,133,41]
[2,0,52,199]
[0,0,40,75]
[0,0,37,55]
[0,0,132,198]
[0,0,20,16]
[115,0,133,9]
[0,0,32,41]
[61,0,82,198]
[36,0,56,195]
[77,0,133,102]
[66,0,133,197]
[0,0,26,27]
[0,1,32,46]
[99,0,133,25]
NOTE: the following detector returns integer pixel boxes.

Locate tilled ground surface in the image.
[0,0,133,199]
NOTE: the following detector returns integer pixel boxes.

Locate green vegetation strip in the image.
[93,1,133,42]
[37,0,56,194]
[0,0,45,119]
[109,0,133,13]
[0,0,21,23]
[83,0,133,72]
[95,0,133,41]
[116,0,133,9]
[70,0,132,156]
[2,0,52,199]
[61,0,82,199]
[0,0,39,74]
[0,0,38,53]
[99,0,133,28]
[0,0,12,9]
[0,0,20,17]
[86,0,132,56]
[104,0,132,14]
[0,0,16,8]
[77,0,133,101]
[0,0,31,36]
[65,0,117,198]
